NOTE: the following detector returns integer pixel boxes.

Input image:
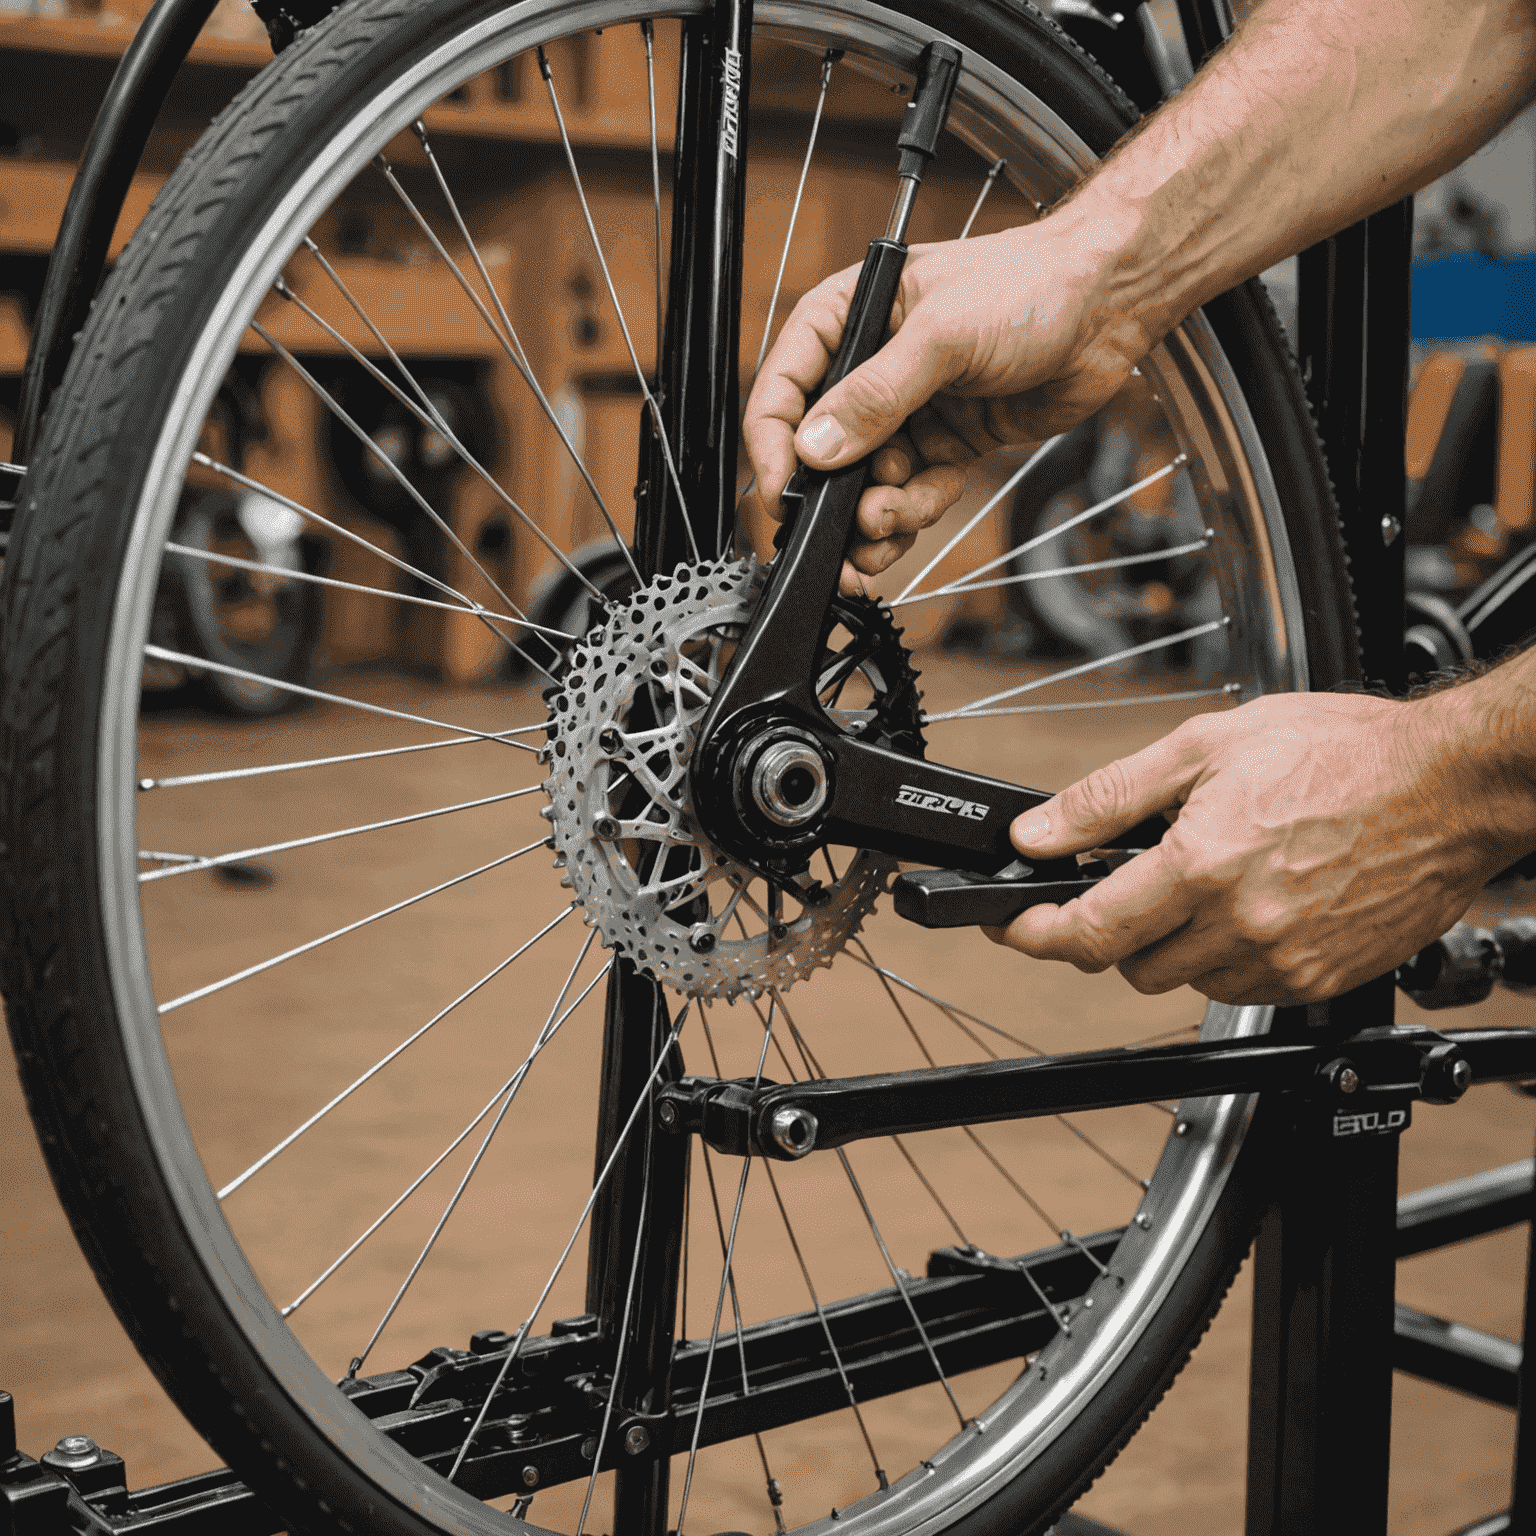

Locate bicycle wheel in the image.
[0,3,1356,1534]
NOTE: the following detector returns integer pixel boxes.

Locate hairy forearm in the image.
[1055,0,1536,346]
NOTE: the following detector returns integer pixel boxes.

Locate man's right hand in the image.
[741,207,1156,594]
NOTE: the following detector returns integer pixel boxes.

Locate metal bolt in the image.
[770,1106,818,1158]
[521,1465,540,1488]
[1381,513,1402,546]
[624,1424,650,1456]
[1173,1121,1190,1138]
[689,924,717,954]
[1452,1058,1474,1092]
[580,1436,598,1461]
[598,727,622,754]
[657,1099,679,1129]
[1134,1211,1153,1229]
[593,815,621,840]
[46,1436,101,1470]
[770,922,790,943]
[650,658,669,678]
[1338,1067,1361,1094]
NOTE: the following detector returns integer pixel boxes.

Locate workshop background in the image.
[3,0,1536,1531]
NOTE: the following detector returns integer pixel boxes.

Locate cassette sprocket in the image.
[539,557,923,1001]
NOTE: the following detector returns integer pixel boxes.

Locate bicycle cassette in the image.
[538,557,923,1001]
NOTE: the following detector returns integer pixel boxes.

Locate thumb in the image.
[795,322,948,469]
[1012,735,1204,857]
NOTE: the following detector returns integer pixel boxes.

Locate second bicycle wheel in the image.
[1,2,1356,1534]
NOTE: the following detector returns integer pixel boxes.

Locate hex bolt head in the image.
[1451,1057,1474,1092]
[521,1465,540,1488]
[598,727,622,755]
[657,1099,679,1129]
[1173,1121,1190,1138]
[1338,1067,1361,1095]
[770,1106,818,1158]
[593,815,621,840]
[45,1436,102,1470]
[1134,1211,1153,1229]
[624,1424,651,1456]
[689,924,717,954]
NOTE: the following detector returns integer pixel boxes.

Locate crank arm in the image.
[892,857,1112,929]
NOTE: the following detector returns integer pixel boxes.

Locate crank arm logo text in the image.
[896,785,991,823]
[721,47,743,158]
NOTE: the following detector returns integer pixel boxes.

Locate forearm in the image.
[1054,0,1536,348]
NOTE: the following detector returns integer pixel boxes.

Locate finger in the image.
[1010,724,1214,859]
[839,558,875,597]
[854,463,968,545]
[997,842,1197,973]
[744,269,861,509]
[871,433,918,487]
[1116,915,1244,997]
[848,532,918,578]
[795,317,956,471]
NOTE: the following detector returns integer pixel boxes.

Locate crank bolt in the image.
[657,1100,679,1129]
[521,1466,540,1488]
[598,727,622,755]
[688,924,717,954]
[769,1106,818,1158]
[593,816,621,840]
[624,1425,650,1456]
[1452,1058,1473,1092]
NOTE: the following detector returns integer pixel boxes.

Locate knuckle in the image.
[1068,759,1135,826]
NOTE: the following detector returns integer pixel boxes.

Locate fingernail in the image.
[1013,812,1051,847]
[800,415,847,461]
[874,512,895,537]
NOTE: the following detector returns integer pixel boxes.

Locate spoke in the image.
[888,1134,969,1246]
[157,841,543,1016]
[350,931,600,1377]
[958,157,1007,239]
[143,643,540,750]
[676,1013,776,1536]
[762,1161,887,1490]
[142,787,538,885]
[191,453,534,639]
[892,435,1065,604]
[921,617,1229,722]
[844,950,1046,1055]
[365,172,630,594]
[751,50,836,382]
[922,684,1241,721]
[1123,1020,1202,1049]
[904,533,1215,603]
[401,131,642,585]
[166,540,573,640]
[449,1003,691,1480]
[219,907,575,1199]
[140,728,544,793]
[777,999,966,1430]
[894,455,1189,606]
[538,46,699,562]
[252,321,571,646]
[643,19,664,362]
[284,955,608,1318]
[277,260,638,593]
[139,849,202,865]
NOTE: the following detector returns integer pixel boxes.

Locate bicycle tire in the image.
[1,3,1356,1533]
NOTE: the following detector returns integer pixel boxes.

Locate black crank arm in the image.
[892,857,1112,929]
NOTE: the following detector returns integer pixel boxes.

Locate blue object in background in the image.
[1411,252,1536,342]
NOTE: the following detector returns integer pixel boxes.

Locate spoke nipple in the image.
[521,1465,540,1488]
[138,777,155,791]
[593,815,621,840]
[539,805,555,821]
[543,836,557,850]
[537,45,552,79]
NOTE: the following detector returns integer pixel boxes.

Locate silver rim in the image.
[90,3,1308,1532]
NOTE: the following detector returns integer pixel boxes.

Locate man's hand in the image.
[742,212,1154,594]
[988,688,1536,1006]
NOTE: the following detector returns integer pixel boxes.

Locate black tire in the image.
[0,3,1355,1534]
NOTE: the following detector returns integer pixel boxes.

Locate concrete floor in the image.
[3,656,1533,1534]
